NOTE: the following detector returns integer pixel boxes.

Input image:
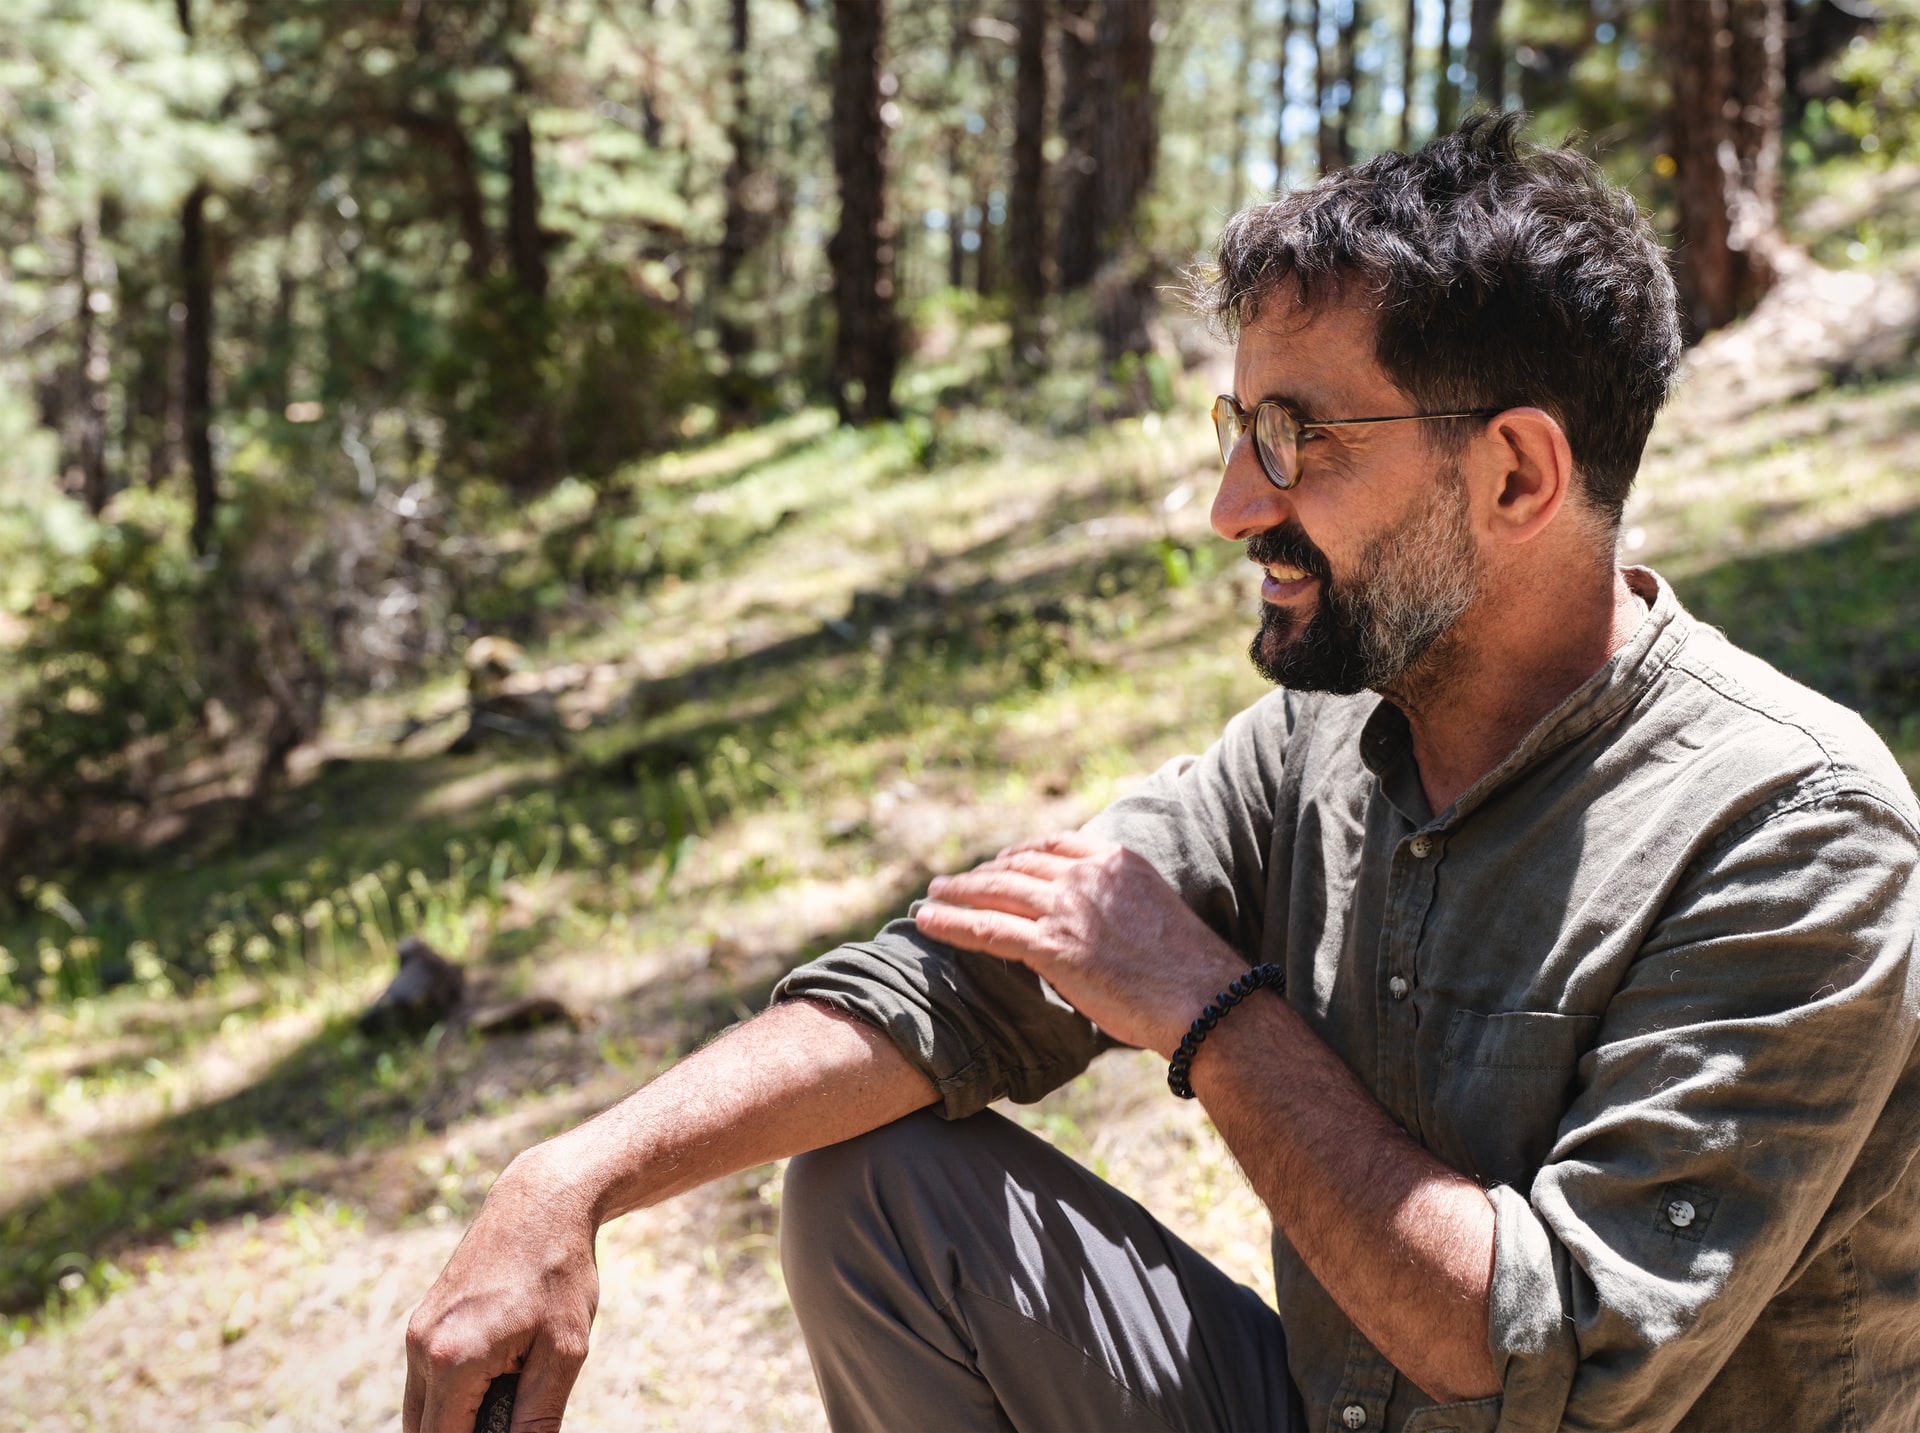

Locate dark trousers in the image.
[781,1107,1309,1432]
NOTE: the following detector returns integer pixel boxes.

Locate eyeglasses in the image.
[1210,394,1500,491]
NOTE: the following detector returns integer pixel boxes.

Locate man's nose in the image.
[1210,439,1295,543]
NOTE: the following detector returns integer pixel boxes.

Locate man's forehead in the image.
[1231,292,1391,409]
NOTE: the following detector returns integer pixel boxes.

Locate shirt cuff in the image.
[771,918,1106,1119]
[1484,1182,1579,1432]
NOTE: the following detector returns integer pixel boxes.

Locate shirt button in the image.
[1342,1405,1368,1430]
[1389,975,1410,1000]
[1667,1198,1696,1228]
[1408,835,1433,858]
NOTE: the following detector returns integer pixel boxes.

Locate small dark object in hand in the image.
[474,1373,517,1433]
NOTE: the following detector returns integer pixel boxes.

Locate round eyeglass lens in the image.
[1211,396,1241,466]
[1254,402,1299,488]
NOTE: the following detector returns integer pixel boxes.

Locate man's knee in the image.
[784,1107,953,1237]
[781,1108,958,1316]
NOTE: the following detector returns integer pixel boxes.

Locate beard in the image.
[1247,469,1481,696]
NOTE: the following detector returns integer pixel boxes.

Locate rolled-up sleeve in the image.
[1483,788,1920,1432]
[772,691,1298,1120]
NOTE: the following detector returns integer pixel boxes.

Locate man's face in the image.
[1213,294,1485,698]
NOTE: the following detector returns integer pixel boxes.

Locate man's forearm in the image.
[406,998,936,1432]
[536,997,938,1226]
[1191,994,1500,1405]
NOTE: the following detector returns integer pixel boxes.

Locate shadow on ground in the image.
[0,866,938,1318]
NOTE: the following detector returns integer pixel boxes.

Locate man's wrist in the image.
[507,1128,622,1230]
[1167,964,1286,1097]
[1182,982,1290,1097]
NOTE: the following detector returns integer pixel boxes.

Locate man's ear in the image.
[1475,407,1574,546]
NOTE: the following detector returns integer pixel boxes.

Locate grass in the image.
[4,259,1920,1428]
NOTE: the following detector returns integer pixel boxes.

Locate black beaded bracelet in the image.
[1167,963,1286,1099]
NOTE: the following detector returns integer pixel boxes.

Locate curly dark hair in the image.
[1197,112,1680,524]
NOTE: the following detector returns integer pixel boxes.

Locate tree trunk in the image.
[1469,0,1502,111]
[180,183,217,555]
[1333,0,1360,167]
[716,0,756,402]
[1091,0,1157,363]
[506,118,548,301]
[1435,0,1462,132]
[1092,0,1155,246]
[1400,0,1418,150]
[1277,0,1298,182]
[1229,0,1255,212]
[1054,0,1099,291]
[176,0,217,553]
[71,220,111,514]
[946,2,973,293]
[1009,0,1047,304]
[1727,0,1785,268]
[1009,0,1047,367]
[1664,0,1784,336]
[828,0,898,423]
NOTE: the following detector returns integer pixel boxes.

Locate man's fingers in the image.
[913,901,1048,965]
[415,1358,496,1433]
[926,867,1054,917]
[403,1353,428,1433]
[987,848,1079,881]
[511,1329,591,1433]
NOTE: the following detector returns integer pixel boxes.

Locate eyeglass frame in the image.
[1211,393,1501,491]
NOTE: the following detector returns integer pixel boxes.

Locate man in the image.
[405,116,1920,1432]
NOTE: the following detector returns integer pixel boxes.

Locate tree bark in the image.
[176,0,217,553]
[1009,0,1047,305]
[1469,0,1502,110]
[827,0,898,423]
[1435,0,1462,132]
[1400,0,1418,150]
[506,117,548,301]
[1229,0,1255,212]
[945,2,974,293]
[716,0,756,399]
[1277,0,1298,181]
[1054,0,1100,292]
[71,220,111,514]
[1664,0,1784,336]
[1333,0,1360,167]
[1316,0,1336,174]
[1092,0,1155,246]
[180,183,217,555]
[1090,0,1157,363]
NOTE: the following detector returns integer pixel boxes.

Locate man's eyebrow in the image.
[1248,389,1320,420]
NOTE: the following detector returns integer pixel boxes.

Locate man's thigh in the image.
[781,1106,1305,1433]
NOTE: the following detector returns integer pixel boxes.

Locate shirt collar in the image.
[1357,567,1689,829]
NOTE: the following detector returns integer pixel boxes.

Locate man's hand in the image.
[404,1145,600,1433]
[912,831,1245,1056]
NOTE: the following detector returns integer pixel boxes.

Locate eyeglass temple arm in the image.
[1297,409,1500,431]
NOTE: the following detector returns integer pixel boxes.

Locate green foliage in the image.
[1830,19,1920,162]
[2,506,204,800]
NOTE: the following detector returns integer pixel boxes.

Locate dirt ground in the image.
[1,1047,1269,1433]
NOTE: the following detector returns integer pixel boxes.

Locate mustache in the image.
[1246,524,1332,582]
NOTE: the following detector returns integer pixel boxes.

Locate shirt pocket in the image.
[1425,1009,1600,1189]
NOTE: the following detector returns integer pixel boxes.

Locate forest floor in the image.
[6,167,1920,1433]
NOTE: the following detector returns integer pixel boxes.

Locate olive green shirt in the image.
[774,569,1920,1432]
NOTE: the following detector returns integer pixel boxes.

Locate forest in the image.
[4,0,1920,1427]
